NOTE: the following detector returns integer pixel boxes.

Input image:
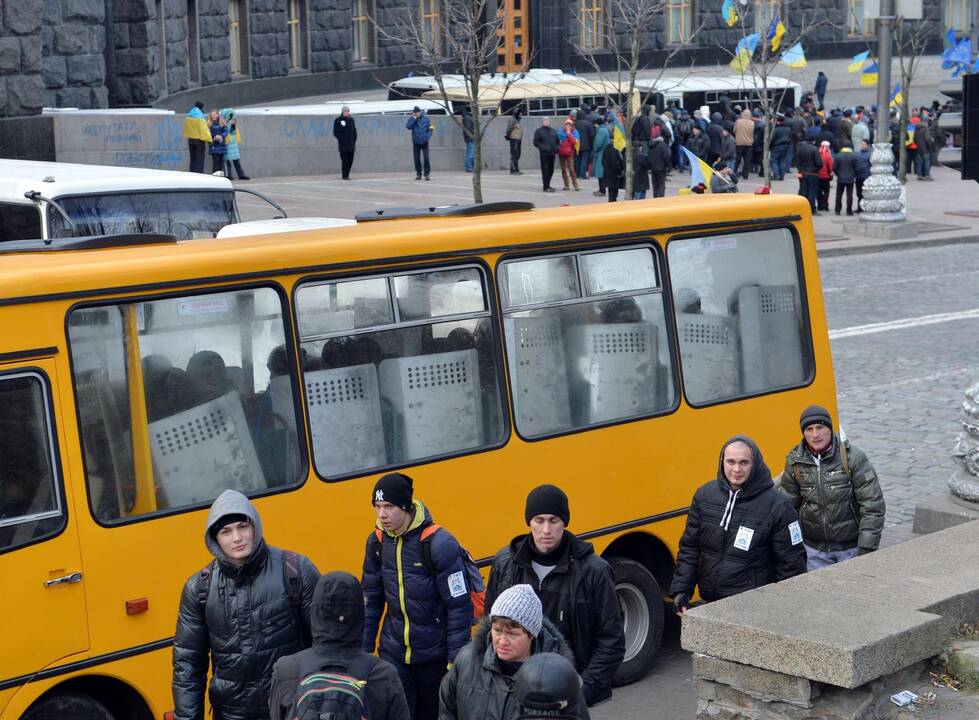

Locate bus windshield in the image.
[49,191,237,240]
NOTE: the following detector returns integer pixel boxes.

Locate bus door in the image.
[0,362,89,692]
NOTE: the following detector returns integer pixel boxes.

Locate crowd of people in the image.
[170,403,885,720]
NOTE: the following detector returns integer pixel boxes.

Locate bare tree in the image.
[374,0,521,202]
[893,16,937,181]
[573,0,703,198]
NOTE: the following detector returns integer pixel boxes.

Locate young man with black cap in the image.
[779,405,885,570]
[172,489,320,720]
[484,485,624,707]
[361,472,474,720]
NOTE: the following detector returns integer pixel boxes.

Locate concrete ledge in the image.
[843,220,919,239]
[914,492,979,534]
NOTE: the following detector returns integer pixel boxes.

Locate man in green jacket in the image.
[779,405,885,571]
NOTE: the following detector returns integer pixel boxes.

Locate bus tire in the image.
[608,556,663,687]
[23,692,115,720]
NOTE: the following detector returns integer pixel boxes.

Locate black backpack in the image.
[291,652,378,720]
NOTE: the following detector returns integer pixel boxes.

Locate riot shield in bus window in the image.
[667,229,812,406]
[296,266,505,478]
[68,287,302,522]
[501,247,675,438]
[0,374,62,552]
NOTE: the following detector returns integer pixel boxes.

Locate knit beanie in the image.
[491,584,543,637]
[372,472,413,511]
[799,404,833,432]
[525,485,570,526]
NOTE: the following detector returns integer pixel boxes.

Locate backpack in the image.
[198,549,308,646]
[371,524,486,622]
[291,652,378,720]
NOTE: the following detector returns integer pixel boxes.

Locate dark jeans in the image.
[608,186,620,202]
[914,149,931,177]
[339,149,355,178]
[509,139,522,172]
[735,145,752,178]
[412,143,430,177]
[540,153,555,189]
[389,658,445,720]
[835,181,854,214]
[799,174,818,210]
[188,139,206,173]
[856,178,865,210]
[211,154,224,174]
[770,144,791,180]
[817,178,831,210]
[576,151,590,178]
[651,171,667,198]
[224,158,247,179]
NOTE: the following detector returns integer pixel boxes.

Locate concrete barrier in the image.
[49,111,560,176]
[682,519,979,718]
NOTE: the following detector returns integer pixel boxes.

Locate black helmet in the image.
[515,653,581,719]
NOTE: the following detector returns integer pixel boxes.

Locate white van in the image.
[0,160,259,242]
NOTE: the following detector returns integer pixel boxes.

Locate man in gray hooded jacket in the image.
[172,490,320,720]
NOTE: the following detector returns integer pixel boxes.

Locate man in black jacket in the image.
[670,436,806,613]
[769,116,793,181]
[172,490,320,720]
[332,106,358,180]
[574,107,595,179]
[269,572,410,720]
[794,139,822,214]
[533,118,560,193]
[647,136,671,198]
[832,143,858,215]
[485,485,625,707]
[705,112,725,165]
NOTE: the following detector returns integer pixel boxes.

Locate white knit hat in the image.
[490,584,542,637]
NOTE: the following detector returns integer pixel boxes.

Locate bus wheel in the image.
[23,692,115,720]
[608,556,664,686]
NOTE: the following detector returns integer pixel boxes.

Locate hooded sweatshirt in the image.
[669,436,806,603]
[172,490,320,720]
[269,572,410,720]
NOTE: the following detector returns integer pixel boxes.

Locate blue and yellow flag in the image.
[860,62,878,86]
[681,146,714,192]
[778,42,807,69]
[183,107,211,143]
[889,82,903,108]
[848,50,870,73]
[944,28,957,50]
[767,14,786,52]
[610,111,627,151]
[721,0,738,27]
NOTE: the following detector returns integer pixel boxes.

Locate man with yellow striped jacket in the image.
[361,472,473,720]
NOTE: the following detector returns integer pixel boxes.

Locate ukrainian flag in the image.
[681,146,714,192]
[889,82,903,108]
[848,50,870,73]
[183,107,211,142]
[721,0,738,27]
[860,62,878,86]
[766,14,786,52]
[779,42,807,69]
[611,111,627,151]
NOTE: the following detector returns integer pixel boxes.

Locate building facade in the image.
[0,0,967,117]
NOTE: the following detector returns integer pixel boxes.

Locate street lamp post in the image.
[860,0,906,224]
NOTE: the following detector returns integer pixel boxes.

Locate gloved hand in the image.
[673,593,689,615]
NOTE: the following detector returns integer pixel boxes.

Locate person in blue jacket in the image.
[406,107,434,180]
[362,473,473,720]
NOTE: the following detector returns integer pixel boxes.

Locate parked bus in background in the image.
[422,78,642,117]
[1,193,833,720]
[636,75,802,115]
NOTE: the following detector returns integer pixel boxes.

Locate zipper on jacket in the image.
[396,535,412,664]
[814,454,830,543]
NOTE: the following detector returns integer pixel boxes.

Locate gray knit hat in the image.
[491,584,542,637]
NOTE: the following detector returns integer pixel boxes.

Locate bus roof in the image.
[0,159,234,204]
[235,99,448,116]
[390,68,577,93]
[422,78,638,106]
[635,75,802,95]
[0,194,812,302]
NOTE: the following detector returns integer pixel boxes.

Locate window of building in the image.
[667,0,693,44]
[579,0,604,50]
[0,373,63,553]
[0,203,42,241]
[352,0,375,63]
[288,0,307,69]
[420,0,442,53]
[229,0,248,75]
[295,266,506,478]
[847,0,873,35]
[156,0,167,95]
[188,0,201,83]
[945,0,972,31]
[68,287,303,523]
[754,0,781,33]
[500,246,676,439]
[667,228,813,406]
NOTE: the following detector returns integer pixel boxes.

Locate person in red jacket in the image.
[816,140,834,212]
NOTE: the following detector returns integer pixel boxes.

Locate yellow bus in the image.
[0,194,834,720]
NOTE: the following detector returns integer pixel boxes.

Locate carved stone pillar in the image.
[859,142,905,222]
[950,380,979,506]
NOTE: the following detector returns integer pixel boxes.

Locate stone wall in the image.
[309,0,350,72]
[2,0,44,116]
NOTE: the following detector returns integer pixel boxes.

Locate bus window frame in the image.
[0,367,69,557]
[664,223,817,410]
[64,280,311,529]
[293,257,513,483]
[496,239,682,444]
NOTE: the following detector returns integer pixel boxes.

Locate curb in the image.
[816,232,979,258]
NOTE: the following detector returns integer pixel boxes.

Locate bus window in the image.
[67,287,302,523]
[667,228,813,406]
[296,265,505,478]
[500,246,676,438]
[0,373,62,552]
[0,202,42,241]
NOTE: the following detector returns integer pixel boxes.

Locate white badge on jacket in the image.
[733,526,754,551]
[447,571,467,598]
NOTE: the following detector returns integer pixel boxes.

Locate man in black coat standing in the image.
[794,139,823,214]
[832,143,858,216]
[670,436,806,614]
[533,118,560,193]
[574,107,595,179]
[333,106,358,180]
[706,112,725,165]
[647,136,671,198]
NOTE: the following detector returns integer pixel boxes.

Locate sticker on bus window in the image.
[705,237,738,251]
[178,298,230,317]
